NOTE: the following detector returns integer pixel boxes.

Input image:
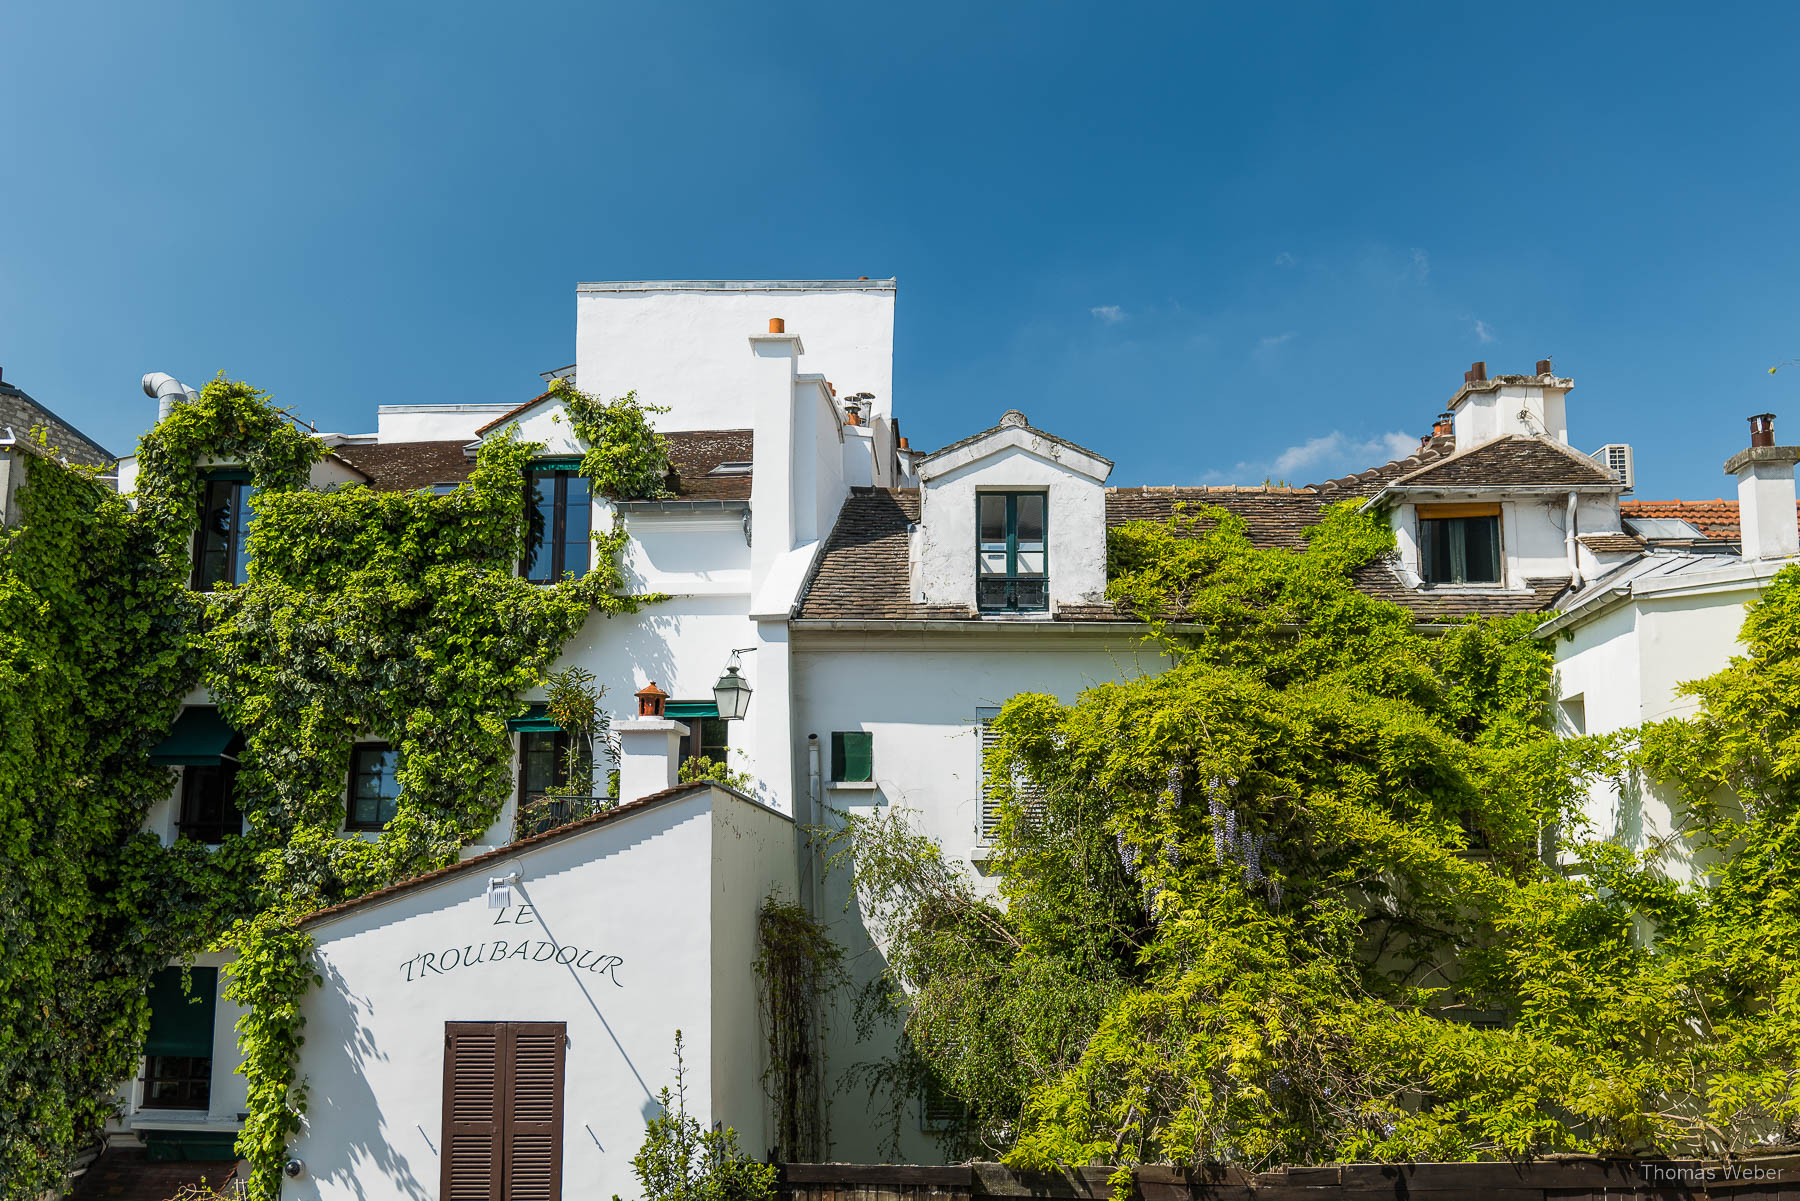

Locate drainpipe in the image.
[1565,491,1583,588]
[805,733,823,918]
[142,373,199,423]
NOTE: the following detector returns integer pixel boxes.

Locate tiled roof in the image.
[664,429,753,501]
[299,781,752,927]
[1578,532,1647,554]
[331,440,474,491]
[920,411,1113,470]
[474,388,556,436]
[0,379,113,467]
[1620,498,1800,542]
[1385,435,1620,490]
[1312,436,1455,496]
[793,486,1564,623]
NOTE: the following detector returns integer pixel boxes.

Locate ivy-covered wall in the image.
[0,377,654,1199]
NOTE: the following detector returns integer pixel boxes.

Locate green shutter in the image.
[507,704,563,733]
[831,732,873,782]
[145,967,218,1058]
[149,709,238,766]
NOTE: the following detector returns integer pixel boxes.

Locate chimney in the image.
[768,317,785,334]
[1725,414,1800,561]
[1432,411,1454,438]
[1470,361,1487,383]
[616,681,687,802]
[1536,358,1554,376]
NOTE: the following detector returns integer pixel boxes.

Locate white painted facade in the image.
[285,783,793,1200]
[103,285,1783,1188]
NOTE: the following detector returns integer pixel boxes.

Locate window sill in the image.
[127,1111,243,1131]
[827,780,878,791]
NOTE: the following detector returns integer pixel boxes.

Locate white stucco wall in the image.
[1450,383,1570,446]
[574,283,896,432]
[790,628,1172,1163]
[288,788,793,1201]
[914,443,1110,611]
[374,404,517,443]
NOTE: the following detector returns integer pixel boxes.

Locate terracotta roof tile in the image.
[1312,435,1455,496]
[1620,498,1800,542]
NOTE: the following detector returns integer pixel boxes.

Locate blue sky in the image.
[3,2,1797,500]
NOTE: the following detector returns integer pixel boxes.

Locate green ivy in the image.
[557,380,673,499]
[0,374,654,1198]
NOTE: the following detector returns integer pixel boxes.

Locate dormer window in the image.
[1419,503,1501,585]
[977,492,1048,612]
[522,465,591,582]
[193,472,255,590]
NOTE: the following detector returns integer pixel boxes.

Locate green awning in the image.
[507,704,564,733]
[145,966,217,1058]
[665,700,718,719]
[149,708,238,766]
[531,456,583,471]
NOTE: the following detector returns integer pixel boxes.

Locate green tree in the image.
[832,501,1800,1170]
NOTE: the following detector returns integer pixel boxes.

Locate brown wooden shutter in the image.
[442,1021,566,1201]
[442,1024,504,1200]
[503,1022,566,1201]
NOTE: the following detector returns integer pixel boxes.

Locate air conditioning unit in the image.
[1590,443,1634,492]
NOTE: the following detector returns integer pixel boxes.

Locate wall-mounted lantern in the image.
[713,650,755,721]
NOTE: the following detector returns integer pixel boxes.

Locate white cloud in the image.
[1202,430,1420,484]
[1274,251,1296,267]
[1410,248,1430,281]
[1257,330,1297,352]
[1474,319,1496,344]
[1090,305,1126,324]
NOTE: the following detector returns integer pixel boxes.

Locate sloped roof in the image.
[665,429,753,501]
[792,486,1564,623]
[1312,435,1455,497]
[331,440,475,491]
[1578,532,1647,554]
[0,378,113,467]
[1383,435,1620,490]
[919,410,1113,472]
[1620,498,1800,542]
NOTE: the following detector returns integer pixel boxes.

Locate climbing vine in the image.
[0,373,657,1198]
[557,380,672,499]
[753,897,847,1162]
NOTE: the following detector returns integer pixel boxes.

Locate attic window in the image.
[1418,503,1501,585]
[707,461,753,476]
[977,493,1048,612]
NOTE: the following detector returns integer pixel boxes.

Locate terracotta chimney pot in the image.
[635,681,669,718]
[768,317,785,334]
[1750,413,1777,448]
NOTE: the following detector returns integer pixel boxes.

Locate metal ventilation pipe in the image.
[143,372,199,422]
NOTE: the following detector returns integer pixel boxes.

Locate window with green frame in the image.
[143,966,217,1110]
[831,731,873,782]
[668,700,729,768]
[193,470,256,591]
[976,492,1048,612]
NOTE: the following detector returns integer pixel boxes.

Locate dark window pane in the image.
[523,473,557,582]
[562,475,591,576]
[978,494,1007,544]
[233,485,256,586]
[144,1055,212,1109]
[195,480,235,590]
[1015,494,1045,544]
[348,745,401,829]
[1464,515,1500,583]
[178,762,242,843]
[519,731,562,799]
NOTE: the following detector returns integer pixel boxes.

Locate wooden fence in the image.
[781,1156,1800,1200]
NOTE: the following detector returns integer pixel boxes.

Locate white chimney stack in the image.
[1725,414,1800,561]
[615,681,687,803]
